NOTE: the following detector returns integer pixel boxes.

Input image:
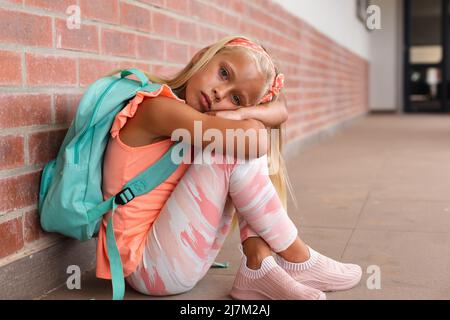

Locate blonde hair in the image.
[112,35,297,224]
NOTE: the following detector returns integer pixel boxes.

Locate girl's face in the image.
[184,50,267,113]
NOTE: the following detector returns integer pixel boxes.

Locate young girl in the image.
[95,35,362,300]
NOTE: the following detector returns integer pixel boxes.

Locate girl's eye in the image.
[219,67,229,79]
[232,94,241,106]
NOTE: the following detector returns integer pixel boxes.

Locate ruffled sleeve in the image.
[110,84,185,138]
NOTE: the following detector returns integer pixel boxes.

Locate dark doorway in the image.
[404,0,449,113]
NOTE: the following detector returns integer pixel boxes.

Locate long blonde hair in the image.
[113,35,297,217]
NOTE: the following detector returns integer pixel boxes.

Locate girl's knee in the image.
[187,144,268,170]
[231,154,269,177]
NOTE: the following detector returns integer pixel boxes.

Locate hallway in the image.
[40,114,450,300]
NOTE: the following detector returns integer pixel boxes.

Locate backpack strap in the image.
[106,201,124,300]
[87,142,183,222]
[120,68,148,87]
[87,141,184,300]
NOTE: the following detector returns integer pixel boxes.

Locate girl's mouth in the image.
[200,92,211,112]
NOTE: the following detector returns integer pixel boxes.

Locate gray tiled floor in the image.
[40,114,450,300]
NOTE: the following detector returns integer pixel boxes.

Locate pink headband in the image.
[225,38,285,104]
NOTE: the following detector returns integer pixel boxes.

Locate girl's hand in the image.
[205,110,243,120]
[240,96,288,128]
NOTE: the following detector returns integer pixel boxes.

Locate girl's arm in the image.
[206,93,289,127]
[134,96,268,160]
[240,95,288,127]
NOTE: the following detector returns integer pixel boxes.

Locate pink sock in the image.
[275,246,362,292]
[230,255,326,300]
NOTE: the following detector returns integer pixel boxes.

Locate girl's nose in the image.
[213,88,222,102]
[213,85,230,102]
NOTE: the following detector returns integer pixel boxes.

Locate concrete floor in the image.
[39,114,450,300]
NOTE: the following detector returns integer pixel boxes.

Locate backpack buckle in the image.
[114,187,135,205]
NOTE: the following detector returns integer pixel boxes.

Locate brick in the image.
[55,94,82,125]
[178,21,197,42]
[190,0,210,21]
[214,0,245,13]
[79,58,120,87]
[79,0,119,24]
[25,0,74,12]
[137,36,165,61]
[219,29,234,41]
[0,94,52,129]
[28,129,67,166]
[165,0,190,14]
[249,24,265,39]
[231,0,245,12]
[189,46,202,60]
[0,50,22,86]
[120,2,152,32]
[101,29,136,58]
[211,7,224,26]
[165,42,188,64]
[0,217,24,259]
[139,0,164,7]
[0,136,24,170]
[118,61,150,74]
[198,26,217,44]
[55,19,99,53]
[24,209,44,243]
[0,172,40,213]
[26,53,77,86]
[0,8,52,47]
[151,64,180,78]
[223,13,240,31]
[152,11,178,38]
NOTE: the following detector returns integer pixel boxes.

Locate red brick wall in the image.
[0,0,368,264]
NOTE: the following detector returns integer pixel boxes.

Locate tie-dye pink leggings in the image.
[126,149,298,296]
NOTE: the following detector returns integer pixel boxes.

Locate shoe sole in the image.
[301,272,362,292]
[230,287,271,300]
[230,287,327,300]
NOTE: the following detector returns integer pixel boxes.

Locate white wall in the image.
[368,0,403,111]
[273,0,371,60]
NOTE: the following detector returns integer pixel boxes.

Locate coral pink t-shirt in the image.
[96,85,190,279]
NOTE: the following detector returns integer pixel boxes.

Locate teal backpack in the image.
[38,68,183,300]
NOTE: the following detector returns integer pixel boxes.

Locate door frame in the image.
[403,0,450,113]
